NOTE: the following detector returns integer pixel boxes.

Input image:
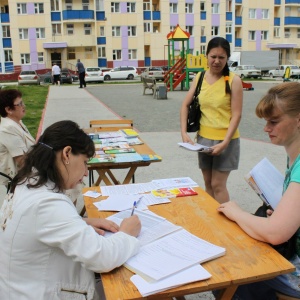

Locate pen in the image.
[131,201,137,216]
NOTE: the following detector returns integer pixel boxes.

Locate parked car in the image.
[102,66,138,80]
[140,67,165,81]
[18,70,41,85]
[61,68,78,82]
[39,71,53,84]
[268,65,300,78]
[60,69,73,84]
[231,65,262,79]
[85,67,105,83]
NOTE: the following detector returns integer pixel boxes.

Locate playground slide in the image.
[164,58,187,90]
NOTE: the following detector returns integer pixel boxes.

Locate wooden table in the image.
[83,186,295,300]
[86,132,161,186]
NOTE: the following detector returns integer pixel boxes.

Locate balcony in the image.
[274,0,281,4]
[200,11,206,20]
[235,16,242,25]
[3,38,11,48]
[97,37,106,44]
[226,12,232,21]
[285,0,300,4]
[143,11,151,20]
[96,11,106,21]
[274,17,280,26]
[51,12,61,21]
[152,11,161,20]
[98,58,107,67]
[0,13,9,23]
[226,34,232,43]
[236,0,242,4]
[285,16,300,25]
[235,38,242,47]
[200,36,206,43]
[62,10,94,20]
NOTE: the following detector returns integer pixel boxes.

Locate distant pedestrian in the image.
[76,59,86,88]
[51,62,61,86]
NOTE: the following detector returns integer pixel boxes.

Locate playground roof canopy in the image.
[167,24,190,40]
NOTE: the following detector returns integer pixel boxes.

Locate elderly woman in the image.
[0,120,141,299]
[0,89,35,186]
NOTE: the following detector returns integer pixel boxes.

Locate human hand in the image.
[84,218,119,235]
[210,141,228,156]
[181,132,195,144]
[119,215,141,237]
[266,209,274,217]
[217,201,243,222]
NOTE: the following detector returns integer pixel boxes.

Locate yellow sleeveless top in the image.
[197,71,240,140]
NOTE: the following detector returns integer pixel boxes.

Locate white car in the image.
[268,65,300,78]
[85,67,105,83]
[18,70,41,85]
[140,67,165,81]
[231,65,262,79]
[102,66,138,80]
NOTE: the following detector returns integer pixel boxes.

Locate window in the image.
[128,49,137,59]
[36,28,45,38]
[200,2,205,11]
[112,26,121,37]
[96,0,104,11]
[248,31,256,40]
[262,9,269,19]
[226,22,232,34]
[98,46,106,57]
[186,26,193,35]
[4,50,12,62]
[249,9,256,19]
[85,47,93,59]
[200,45,206,54]
[51,0,59,11]
[17,3,27,14]
[261,31,268,40]
[67,24,74,35]
[111,2,120,12]
[100,26,105,36]
[211,4,219,14]
[201,26,205,36]
[298,28,300,38]
[112,49,122,60]
[84,24,91,35]
[128,26,136,36]
[143,1,150,10]
[38,52,44,63]
[127,2,136,13]
[68,48,76,59]
[52,23,61,35]
[285,28,290,38]
[211,26,219,36]
[144,22,151,32]
[2,26,10,38]
[185,3,193,13]
[20,53,30,64]
[170,26,176,32]
[285,7,291,16]
[19,29,28,39]
[65,0,72,10]
[82,0,89,10]
[274,27,280,38]
[226,0,232,12]
[170,3,178,13]
[34,3,44,13]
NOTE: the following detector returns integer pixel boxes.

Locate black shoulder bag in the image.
[254,203,297,260]
[187,71,206,132]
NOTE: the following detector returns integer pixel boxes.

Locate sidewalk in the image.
[0,83,286,300]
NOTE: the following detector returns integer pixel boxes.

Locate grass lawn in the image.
[2,85,49,139]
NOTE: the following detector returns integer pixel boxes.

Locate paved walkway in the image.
[0,82,286,300]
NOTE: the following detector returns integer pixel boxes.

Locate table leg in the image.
[123,166,138,184]
[216,286,238,300]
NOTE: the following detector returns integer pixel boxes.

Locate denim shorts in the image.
[197,136,240,172]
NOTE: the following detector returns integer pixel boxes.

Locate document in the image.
[130,264,211,297]
[178,142,213,153]
[151,177,199,189]
[245,157,284,209]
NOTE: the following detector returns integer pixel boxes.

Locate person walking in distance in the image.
[51,62,61,86]
[76,59,86,88]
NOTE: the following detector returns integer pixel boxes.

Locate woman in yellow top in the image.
[180,37,243,203]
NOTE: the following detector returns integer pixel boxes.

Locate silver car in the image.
[18,70,40,85]
[140,67,165,81]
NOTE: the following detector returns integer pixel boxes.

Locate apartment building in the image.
[0,0,299,73]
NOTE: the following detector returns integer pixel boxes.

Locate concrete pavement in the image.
[0,81,287,299]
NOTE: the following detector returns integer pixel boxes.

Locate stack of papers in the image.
[178,142,213,153]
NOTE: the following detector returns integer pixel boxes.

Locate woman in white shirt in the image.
[0,89,35,186]
[0,120,141,300]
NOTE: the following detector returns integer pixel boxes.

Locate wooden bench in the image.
[142,77,157,98]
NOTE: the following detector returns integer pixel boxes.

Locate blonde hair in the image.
[256,82,300,119]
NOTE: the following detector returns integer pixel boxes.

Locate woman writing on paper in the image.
[0,120,141,299]
[218,82,300,299]
[180,37,243,204]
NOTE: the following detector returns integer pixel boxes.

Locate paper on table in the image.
[101,182,159,196]
[83,190,101,198]
[178,142,213,152]
[130,264,211,297]
[151,177,199,190]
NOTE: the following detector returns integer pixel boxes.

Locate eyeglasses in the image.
[14,101,25,107]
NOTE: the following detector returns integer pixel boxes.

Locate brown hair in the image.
[256,82,300,119]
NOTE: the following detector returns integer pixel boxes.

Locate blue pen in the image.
[131,201,137,216]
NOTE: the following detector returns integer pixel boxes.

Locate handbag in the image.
[254,203,297,260]
[187,71,206,132]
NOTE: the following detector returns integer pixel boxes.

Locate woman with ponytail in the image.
[180,37,243,203]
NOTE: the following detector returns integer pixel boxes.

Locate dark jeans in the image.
[79,72,86,88]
